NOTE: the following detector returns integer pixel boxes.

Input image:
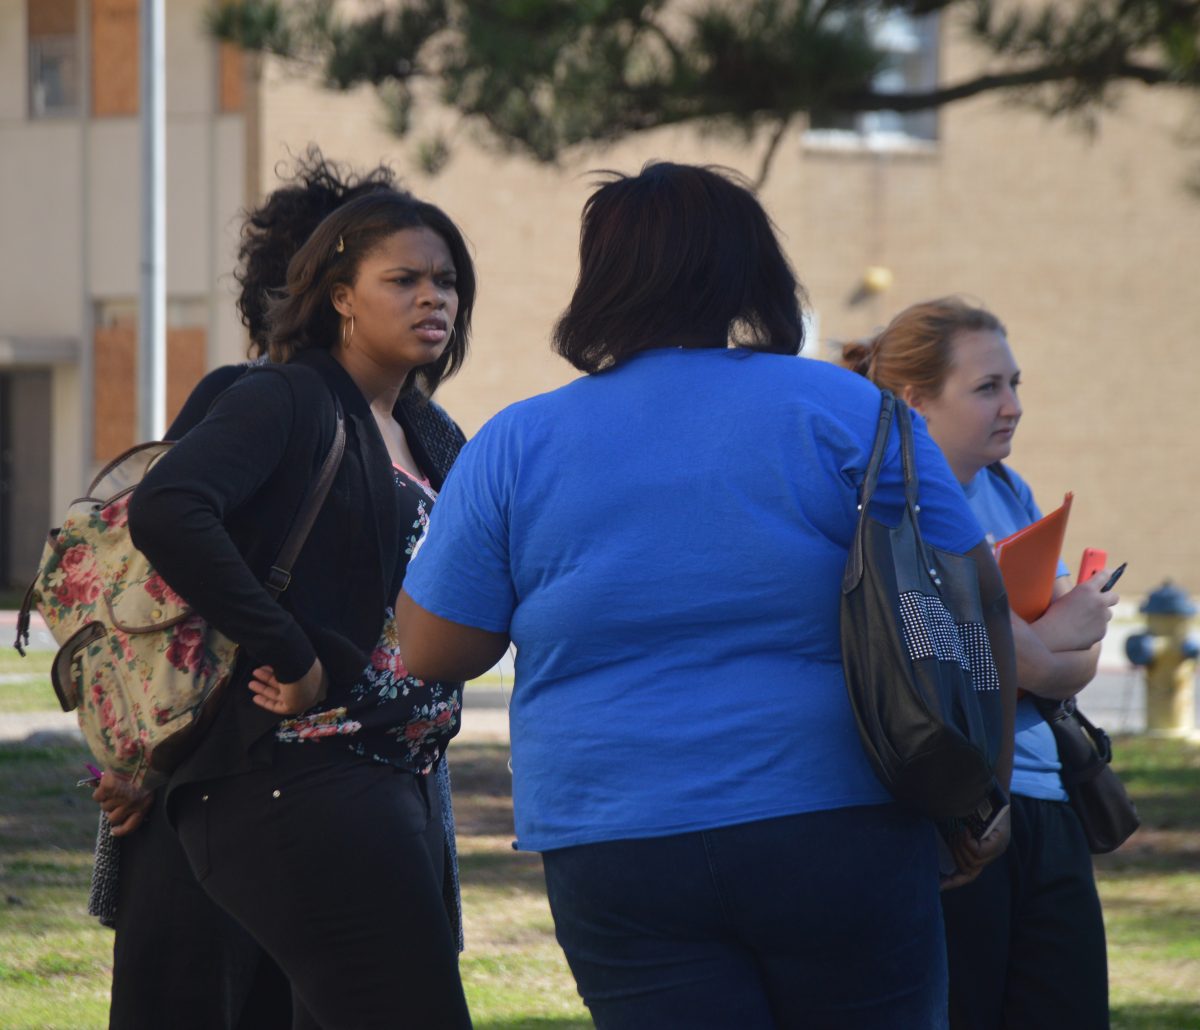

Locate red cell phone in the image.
[1078,548,1107,584]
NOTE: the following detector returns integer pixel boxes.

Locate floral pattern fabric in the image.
[275,467,461,773]
[27,443,239,788]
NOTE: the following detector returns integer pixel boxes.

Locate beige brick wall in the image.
[246,33,1200,599]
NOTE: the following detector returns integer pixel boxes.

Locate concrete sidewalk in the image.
[4,610,1195,745]
[0,609,512,745]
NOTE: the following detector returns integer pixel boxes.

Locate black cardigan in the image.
[129,349,467,790]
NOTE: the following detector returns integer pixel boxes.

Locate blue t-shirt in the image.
[964,466,1070,802]
[406,348,985,850]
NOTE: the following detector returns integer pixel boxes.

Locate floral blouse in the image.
[274,466,461,773]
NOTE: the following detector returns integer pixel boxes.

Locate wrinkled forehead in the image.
[357,226,456,273]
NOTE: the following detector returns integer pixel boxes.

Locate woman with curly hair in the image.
[92,149,471,1029]
[122,178,476,1026]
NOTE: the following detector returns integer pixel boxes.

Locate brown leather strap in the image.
[264,400,347,598]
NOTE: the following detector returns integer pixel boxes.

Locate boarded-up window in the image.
[93,313,137,459]
[28,0,80,117]
[93,302,210,460]
[92,0,139,117]
[29,0,76,36]
[218,42,245,112]
[167,327,208,421]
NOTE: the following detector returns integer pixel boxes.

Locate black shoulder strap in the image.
[263,397,346,597]
[987,461,1017,497]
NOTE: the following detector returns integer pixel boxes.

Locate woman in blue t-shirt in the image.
[847,296,1117,1029]
[394,163,1018,1029]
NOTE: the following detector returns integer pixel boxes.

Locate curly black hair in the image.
[235,146,403,354]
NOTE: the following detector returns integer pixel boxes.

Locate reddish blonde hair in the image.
[842,297,1006,397]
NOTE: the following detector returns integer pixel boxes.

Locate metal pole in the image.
[138,0,166,441]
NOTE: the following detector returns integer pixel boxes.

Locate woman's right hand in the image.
[249,658,328,716]
[1030,573,1119,653]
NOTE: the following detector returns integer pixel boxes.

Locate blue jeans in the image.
[541,804,948,1029]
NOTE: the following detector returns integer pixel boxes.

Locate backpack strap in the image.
[987,461,1017,496]
[13,576,39,656]
[263,397,346,598]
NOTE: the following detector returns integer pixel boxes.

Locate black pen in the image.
[1101,563,1126,593]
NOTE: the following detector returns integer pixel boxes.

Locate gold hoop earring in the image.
[342,315,355,347]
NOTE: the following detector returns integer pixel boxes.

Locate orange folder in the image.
[993,493,1072,622]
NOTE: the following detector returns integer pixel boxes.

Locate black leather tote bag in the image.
[841,392,1004,821]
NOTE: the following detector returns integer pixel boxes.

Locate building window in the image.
[92,0,140,117]
[92,299,209,460]
[28,0,81,118]
[218,41,245,113]
[807,9,939,146]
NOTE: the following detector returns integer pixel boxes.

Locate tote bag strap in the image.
[894,398,940,584]
[844,391,896,591]
[857,390,896,515]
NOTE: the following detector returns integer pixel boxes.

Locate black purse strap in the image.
[857,390,896,515]
[264,398,347,598]
[1035,695,1114,765]
[844,392,896,591]
[894,396,940,585]
[845,390,936,591]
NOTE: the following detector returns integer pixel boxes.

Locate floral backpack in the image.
[13,419,344,788]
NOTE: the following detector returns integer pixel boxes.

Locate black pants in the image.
[174,749,471,1030]
[940,794,1109,1030]
[109,796,291,1029]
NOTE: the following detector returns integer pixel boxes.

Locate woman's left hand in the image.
[249,658,328,716]
[92,772,154,837]
[1031,574,1119,653]
[939,805,1012,891]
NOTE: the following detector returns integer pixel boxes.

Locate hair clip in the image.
[336,235,345,254]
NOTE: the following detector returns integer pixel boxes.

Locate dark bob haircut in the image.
[553,162,807,373]
[236,146,400,355]
[269,190,475,397]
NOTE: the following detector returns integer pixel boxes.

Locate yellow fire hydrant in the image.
[1124,582,1199,737]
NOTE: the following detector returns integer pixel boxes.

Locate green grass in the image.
[0,693,1197,1027]
[0,738,589,1027]
[0,652,57,713]
[1095,735,1200,1028]
[0,743,117,1028]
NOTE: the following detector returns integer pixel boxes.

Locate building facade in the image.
[2,0,1198,598]
[0,0,247,587]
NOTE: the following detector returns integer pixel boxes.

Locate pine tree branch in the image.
[841,60,1187,113]
[754,116,794,190]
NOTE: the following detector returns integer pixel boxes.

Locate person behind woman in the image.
[125,189,476,1029]
[845,296,1116,1029]
[391,162,1017,1028]
[93,148,414,1030]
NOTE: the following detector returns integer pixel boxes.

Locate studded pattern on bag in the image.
[899,592,1000,695]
